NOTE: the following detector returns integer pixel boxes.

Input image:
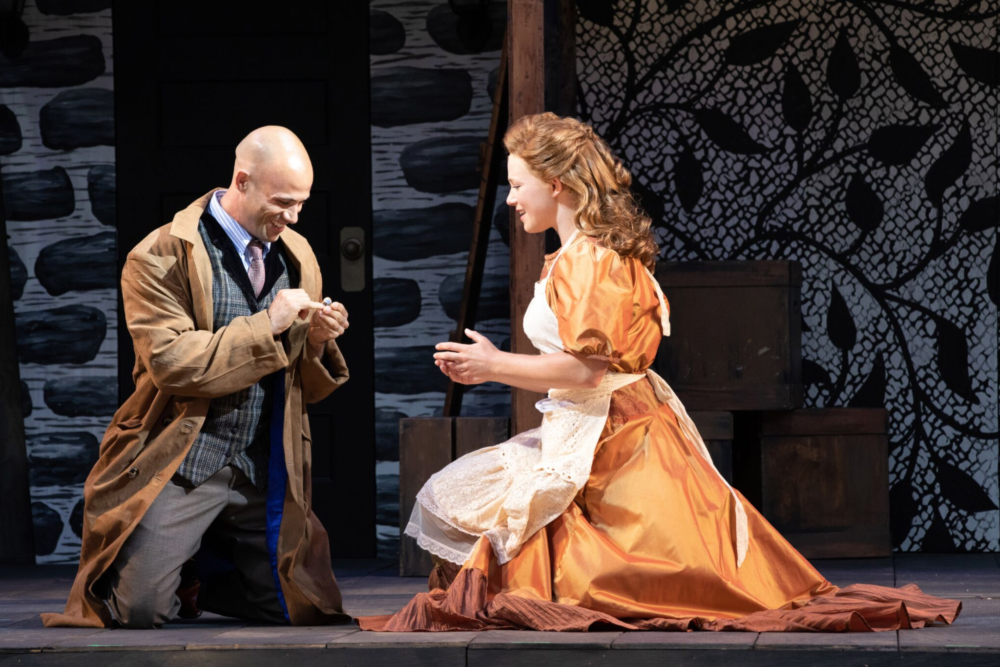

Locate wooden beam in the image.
[508,0,547,434]
[444,34,510,417]
[0,179,36,565]
[508,0,574,434]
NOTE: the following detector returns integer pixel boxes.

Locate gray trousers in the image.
[107,465,286,628]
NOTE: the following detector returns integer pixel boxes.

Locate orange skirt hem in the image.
[356,567,961,633]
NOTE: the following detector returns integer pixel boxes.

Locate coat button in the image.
[128,468,139,479]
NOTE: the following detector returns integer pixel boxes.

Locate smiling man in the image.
[43,126,352,629]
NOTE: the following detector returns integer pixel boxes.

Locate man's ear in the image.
[236,170,250,192]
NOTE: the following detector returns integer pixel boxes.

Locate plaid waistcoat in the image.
[175,214,292,490]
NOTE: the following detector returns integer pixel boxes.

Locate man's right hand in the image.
[267,289,325,336]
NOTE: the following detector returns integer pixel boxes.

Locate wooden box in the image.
[734,409,890,559]
[398,417,509,577]
[655,261,803,411]
[690,411,733,484]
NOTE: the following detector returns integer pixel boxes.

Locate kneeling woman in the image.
[362,113,961,632]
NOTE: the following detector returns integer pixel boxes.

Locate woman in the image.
[361,113,961,632]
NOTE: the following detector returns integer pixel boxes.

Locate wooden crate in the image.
[734,409,890,559]
[398,417,509,577]
[690,411,734,485]
[655,261,803,411]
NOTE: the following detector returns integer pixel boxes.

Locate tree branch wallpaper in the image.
[575,0,997,551]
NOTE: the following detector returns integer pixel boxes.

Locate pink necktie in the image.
[248,240,265,298]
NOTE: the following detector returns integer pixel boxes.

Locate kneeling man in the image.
[44,126,351,628]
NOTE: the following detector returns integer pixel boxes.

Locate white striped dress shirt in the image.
[209,189,271,271]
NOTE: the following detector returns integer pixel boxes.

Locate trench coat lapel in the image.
[169,190,218,331]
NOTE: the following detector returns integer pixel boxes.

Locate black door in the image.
[113,2,375,557]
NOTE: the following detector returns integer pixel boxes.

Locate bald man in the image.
[43,127,352,629]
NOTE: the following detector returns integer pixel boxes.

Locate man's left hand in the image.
[308,301,349,355]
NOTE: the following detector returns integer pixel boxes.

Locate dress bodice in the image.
[523,232,671,365]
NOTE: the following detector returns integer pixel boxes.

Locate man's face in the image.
[240,165,312,243]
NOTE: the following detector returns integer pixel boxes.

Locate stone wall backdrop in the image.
[576,0,997,551]
[370,0,512,558]
[0,0,115,564]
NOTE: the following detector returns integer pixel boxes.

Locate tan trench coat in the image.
[42,191,351,627]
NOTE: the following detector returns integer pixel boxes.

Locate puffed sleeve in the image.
[546,241,634,363]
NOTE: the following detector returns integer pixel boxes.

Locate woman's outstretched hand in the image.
[434,329,498,385]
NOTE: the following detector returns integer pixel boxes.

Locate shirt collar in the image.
[210,189,271,256]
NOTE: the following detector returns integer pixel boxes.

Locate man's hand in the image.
[433,329,498,385]
[308,301,349,355]
[268,289,325,336]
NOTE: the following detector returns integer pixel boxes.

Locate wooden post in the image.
[507,0,574,434]
[0,181,36,565]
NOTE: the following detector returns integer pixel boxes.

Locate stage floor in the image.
[1,554,998,666]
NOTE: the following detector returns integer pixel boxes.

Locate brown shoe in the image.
[176,559,202,620]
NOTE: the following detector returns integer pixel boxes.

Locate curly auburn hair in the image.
[503,112,659,270]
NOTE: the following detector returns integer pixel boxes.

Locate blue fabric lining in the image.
[265,370,291,623]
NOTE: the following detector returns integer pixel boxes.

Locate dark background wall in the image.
[575,0,997,552]
[0,0,115,564]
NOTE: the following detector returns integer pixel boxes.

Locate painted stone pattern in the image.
[370,0,512,558]
[0,0,115,563]
[576,0,997,552]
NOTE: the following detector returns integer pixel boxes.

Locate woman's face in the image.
[506,155,559,234]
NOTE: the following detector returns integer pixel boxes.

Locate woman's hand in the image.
[434,329,607,393]
[433,329,498,385]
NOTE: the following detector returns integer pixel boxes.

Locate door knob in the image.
[340,227,365,292]
[341,237,364,261]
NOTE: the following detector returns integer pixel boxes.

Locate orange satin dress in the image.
[361,239,961,632]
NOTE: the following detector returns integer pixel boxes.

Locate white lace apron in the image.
[407,233,748,568]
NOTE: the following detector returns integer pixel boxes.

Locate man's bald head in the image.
[221,126,314,243]
[234,126,312,178]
